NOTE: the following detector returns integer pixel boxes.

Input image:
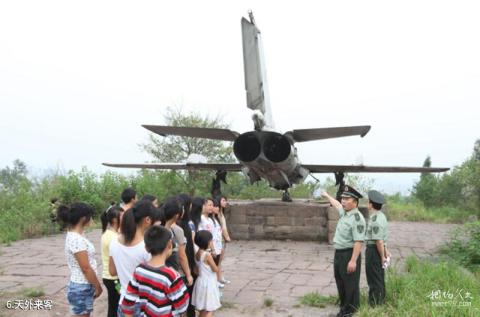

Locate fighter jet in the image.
[103,12,448,201]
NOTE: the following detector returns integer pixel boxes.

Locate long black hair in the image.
[100,202,122,233]
[121,200,154,245]
[177,193,196,274]
[218,195,228,215]
[210,197,221,226]
[56,202,94,228]
[190,197,204,232]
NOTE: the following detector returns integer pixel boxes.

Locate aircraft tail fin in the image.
[242,12,274,130]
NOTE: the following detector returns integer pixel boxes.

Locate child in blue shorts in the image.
[57,202,102,316]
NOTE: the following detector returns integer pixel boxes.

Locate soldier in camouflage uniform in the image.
[365,190,389,306]
[322,185,366,317]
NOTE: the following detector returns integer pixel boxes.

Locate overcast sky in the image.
[1,0,479,194]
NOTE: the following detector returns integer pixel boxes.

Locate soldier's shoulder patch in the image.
[355,213,360,221]
[357,225,364,233]
[372,215,377,222]
[373,226,379,234]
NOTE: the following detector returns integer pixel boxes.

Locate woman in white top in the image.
[109,200,153,317]
[211,200,225,287]
[198,198,214,233]
[57,202,102,317]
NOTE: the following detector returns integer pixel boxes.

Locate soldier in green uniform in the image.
[322,185,366,317]
[365,190,389,306]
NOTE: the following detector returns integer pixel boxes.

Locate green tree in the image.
[0,159,30,190]
[412,156,438,207]
[140,107,235,195]
[464,140,480,213]
[473,139,480,161]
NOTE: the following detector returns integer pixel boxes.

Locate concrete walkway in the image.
[0,222,456,317]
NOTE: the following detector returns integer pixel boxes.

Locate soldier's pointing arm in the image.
[321,191,342,210]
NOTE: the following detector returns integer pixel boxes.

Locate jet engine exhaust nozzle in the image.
[233,132,261,162]
[263,134,291,163]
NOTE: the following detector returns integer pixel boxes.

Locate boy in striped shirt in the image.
[120,225,190,317]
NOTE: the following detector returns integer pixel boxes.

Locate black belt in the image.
[335,248,353,253]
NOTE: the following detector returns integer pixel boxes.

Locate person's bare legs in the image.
[218,247,226,281]
[216,264,223,282]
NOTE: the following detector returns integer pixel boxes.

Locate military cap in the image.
[368,190,385,204]
[341,185,363,199]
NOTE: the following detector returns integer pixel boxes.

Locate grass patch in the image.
[299,292,337,308]
[263,297,274,307]
[0,287,45,317]
[355,256,480,316]
[22,286,45,298]
[385,201,474,223]
[441,221,480,272]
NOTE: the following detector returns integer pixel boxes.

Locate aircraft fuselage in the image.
[233,131,309,190]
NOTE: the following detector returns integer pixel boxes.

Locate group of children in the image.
[58,187,232,317]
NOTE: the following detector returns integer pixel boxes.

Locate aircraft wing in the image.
[285,126,371,142]
[303,164,449,173]
[102,162,244,171]
[142,125,240,142]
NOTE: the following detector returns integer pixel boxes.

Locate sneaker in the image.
[220,278,231,284]
[217,282,225,289]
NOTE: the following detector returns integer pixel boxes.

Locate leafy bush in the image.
[441,221,480,272]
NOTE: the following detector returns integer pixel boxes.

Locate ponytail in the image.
[121,209,136,244]
[101,211,108,233]
[121,200,154,245]
[101,202,120,233]
[56,205,70,227]
[56,202,93,228]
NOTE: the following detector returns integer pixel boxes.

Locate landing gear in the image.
[282,190,292,202]
[211,170,228,200]
[334,172,345,201]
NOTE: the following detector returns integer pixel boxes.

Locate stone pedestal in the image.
[225,199,329,241]
[225,199,368,244]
